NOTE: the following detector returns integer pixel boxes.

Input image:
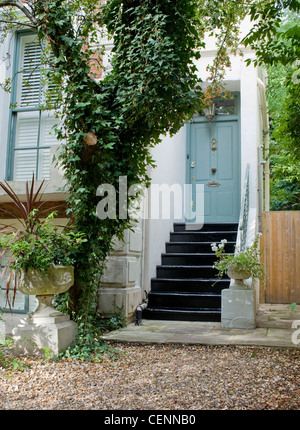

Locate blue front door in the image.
[188,120,240,223]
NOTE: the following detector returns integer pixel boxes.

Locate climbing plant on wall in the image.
[37,0,204,322]
[0,0,205,358]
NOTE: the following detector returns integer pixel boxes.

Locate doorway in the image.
[187,118,240,223]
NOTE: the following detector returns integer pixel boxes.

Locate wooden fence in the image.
[260,211,300,304]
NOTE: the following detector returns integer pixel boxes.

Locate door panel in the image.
[194,127,210,180]
[188,121,240,223]
[217,126,233,180]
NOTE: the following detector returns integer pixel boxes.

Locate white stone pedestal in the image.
[12,313,77,356]
[221,288,256,329]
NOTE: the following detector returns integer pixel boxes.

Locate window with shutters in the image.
[7,32,59,181]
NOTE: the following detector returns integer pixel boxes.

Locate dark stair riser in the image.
[147,292,221,309]
[150,278,230,294]
[143,308,221,322]
[166,242,235,254]
[157,265,225,279]
[143,223,238,323]
[174,223,238,232]
[161,253,228,266]
[170,231,237,242]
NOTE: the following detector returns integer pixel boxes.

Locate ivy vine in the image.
[18,0,204,358]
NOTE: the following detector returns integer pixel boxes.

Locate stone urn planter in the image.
[0,177,83,355]
[12,265,77,356]
[227,265,251,290]
[18,265,74,321]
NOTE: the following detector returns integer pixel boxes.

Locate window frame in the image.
[6,30,57,181]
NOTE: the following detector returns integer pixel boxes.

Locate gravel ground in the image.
[0,342,299,410]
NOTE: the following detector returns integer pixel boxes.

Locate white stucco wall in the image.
[142,127,187,290]
[143,19,266,284]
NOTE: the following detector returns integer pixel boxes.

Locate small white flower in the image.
[211,243,218,252]
[221,239,228,244]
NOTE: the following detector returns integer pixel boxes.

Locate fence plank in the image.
[261,211,300,304]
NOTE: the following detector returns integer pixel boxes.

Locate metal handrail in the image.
[237,163,250,253]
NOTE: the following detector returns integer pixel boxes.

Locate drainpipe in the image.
[257,77,270,212]
[258,147,264,232]
[135,292,148,326]
[135,190,150,326]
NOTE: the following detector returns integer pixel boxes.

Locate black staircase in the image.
[143,223,238,322]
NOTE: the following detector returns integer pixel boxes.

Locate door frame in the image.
[185,93,241,223]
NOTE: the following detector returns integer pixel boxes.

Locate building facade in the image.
[0,17,268,322]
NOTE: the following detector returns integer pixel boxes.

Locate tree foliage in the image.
[243,0,300,66]
[195,0,249,103]
[259,7,300,210]
[267,63,300,210]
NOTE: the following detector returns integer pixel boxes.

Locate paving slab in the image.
[102,304,300,349]
[102,322,298,348]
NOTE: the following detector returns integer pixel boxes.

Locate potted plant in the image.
[211,235,264,289]
[0,176,86,316]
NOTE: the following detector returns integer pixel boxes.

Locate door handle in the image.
[211,138,217,151]
[191,162,195,168]
[207,181,220,187]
